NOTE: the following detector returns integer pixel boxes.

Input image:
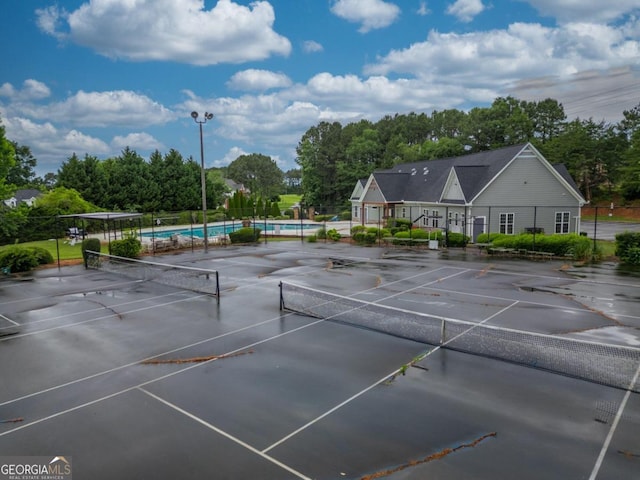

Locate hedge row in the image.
[229,227,261,243]
[488,233,592,260]
[0,245,54,273]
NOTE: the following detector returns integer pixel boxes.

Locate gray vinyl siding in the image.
[469,205,581,236]
[474,151,576,207]
[361,180,386,203]
[471,151,581,235]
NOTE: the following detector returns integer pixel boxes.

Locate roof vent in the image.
[411,168,417,176]
[423,167,429,175]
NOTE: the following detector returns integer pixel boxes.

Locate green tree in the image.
[36,186,96,214]
[0,121,16,200]
[7,142,37,187]
[284,168,302,193]
[337,127,383,203]
[206,167,230,210]
[227,153,284,200]
[103,148,154,211]
[620,129,640,200]
[296,121,344,208]
[524,98,566,143]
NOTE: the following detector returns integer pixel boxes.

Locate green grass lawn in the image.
[278,194,301,209]
[0,239,85,261]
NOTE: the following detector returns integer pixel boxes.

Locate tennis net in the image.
[279,281,640,392]
[86,251,220,302]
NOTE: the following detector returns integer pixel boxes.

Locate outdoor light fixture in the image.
[191,111,214,252]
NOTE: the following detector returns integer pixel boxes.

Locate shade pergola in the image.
[58,212,144,250]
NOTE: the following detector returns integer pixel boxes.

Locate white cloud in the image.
[35,5,68,40]
[364,22,640,89]
[0,80,51,101]
[519,0,640,23]
[417,2,431,16]
[227,69,292,91]
[2,116,110,172]
[214,146,248,167]
[36,0,291,65]
[302,40,324,53]
[25,90,175,127]
[446,0,486,23]
[111,132,165,151]
[330,0,401,33]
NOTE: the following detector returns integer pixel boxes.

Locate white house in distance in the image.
[350,143,586,242]
[3,189,42,208]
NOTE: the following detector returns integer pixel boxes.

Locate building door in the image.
[472,216,485,242]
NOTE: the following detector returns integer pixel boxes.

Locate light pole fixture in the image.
[191,111,214,252]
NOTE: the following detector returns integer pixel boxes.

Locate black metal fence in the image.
[1,205,639,264]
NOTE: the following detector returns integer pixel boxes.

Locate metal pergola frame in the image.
[56,212,144,265]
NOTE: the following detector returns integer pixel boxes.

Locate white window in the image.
[555,211,570,234]
[432,210,439,228]
[353,206,358,219]
[402,207,406,218]
[422,209,428,226]
[499,213,515,234]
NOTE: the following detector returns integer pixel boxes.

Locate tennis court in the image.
[0,242,638,479]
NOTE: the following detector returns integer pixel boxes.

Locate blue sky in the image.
[1,0,639,176]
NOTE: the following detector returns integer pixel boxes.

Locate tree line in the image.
[296,97,640,209]
[2,95,640,221]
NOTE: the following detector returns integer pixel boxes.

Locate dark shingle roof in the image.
[14,189,42,202]
[373,143,527,203]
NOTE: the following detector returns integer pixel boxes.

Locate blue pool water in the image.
[142,222,323,239]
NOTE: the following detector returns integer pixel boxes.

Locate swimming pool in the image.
[142,222,323,239]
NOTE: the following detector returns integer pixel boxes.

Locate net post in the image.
[279,282,284,311]
[440,319,446,345]
[215,271,220,304]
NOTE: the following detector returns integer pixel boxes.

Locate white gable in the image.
[440,168,465,202]
[350,180,365,201]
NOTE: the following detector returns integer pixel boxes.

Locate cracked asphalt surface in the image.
[1,242,638,479]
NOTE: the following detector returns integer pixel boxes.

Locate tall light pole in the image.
[191,111,213,252]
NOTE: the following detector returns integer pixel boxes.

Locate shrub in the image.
[0,246,40,273]
[229,227,261,243]
[615,232,640,265]
[314,214,334,222]
[316,227,327,239]
[351,225,367,236]
[446,232,469,248]
[491,233,592,260]
[353,232,377,245]
[339,210,352,220]
[327,228,341,241]
[475,233,508,243]
[396,229,427,239]
[82,238,101,267]
[110,237,142,258]
[29,247,54,265]
[307,234,317,243]
[387,218,411,231]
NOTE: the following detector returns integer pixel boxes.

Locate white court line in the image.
[263,298,520,454]
[0,314,325,431]
[138,388,312,480]
[0,310,323,407]
[588,362,640,480]
[0,294,207,342]
[397,286,593,313]
[0,290,189,332]
[0,313,19,326]
[0,278,145,306]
